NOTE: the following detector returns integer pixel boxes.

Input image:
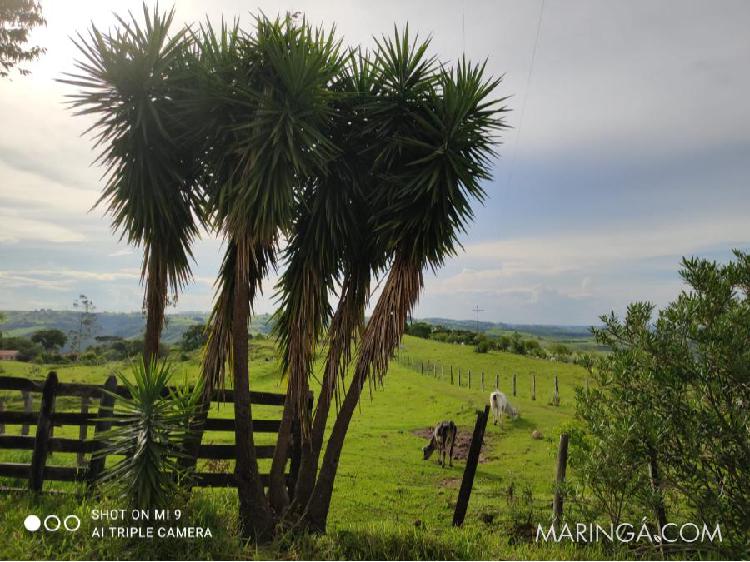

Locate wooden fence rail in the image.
[0,373,309,494]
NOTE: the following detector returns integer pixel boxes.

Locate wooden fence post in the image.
[450,366,454,385]
[512,373,517,396]
[532,374,536,400]
[433,363,436,377]
[87,374,118,486]
[468,369,472,388]
[441,364,444,379]
[0,400,4,435]
[421,361,424,375]
[495,373,499,390]
[552,433,569,529]
[21,390,32,436]
[481,371,485,390]
[453,405,490,527]
[30,371,58,492]
[553,375,560,406]
[77,395,90,467]
[458,368,461,387]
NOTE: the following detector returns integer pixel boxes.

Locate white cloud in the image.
[0,213,86,243]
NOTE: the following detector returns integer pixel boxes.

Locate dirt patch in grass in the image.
[413,427,488,463]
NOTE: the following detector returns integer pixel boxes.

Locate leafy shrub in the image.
[572,251,750,556]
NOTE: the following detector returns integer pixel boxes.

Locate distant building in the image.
[0,350,20,361]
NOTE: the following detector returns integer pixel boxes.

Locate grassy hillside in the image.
[0,336,622,560]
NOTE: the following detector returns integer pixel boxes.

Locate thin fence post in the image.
[77,395,91,467]
[458,368,462,387]
[532,374,536,400]
[481,371,484,390]
[21,390,32,436]
[513,373,517,396]
[468,369,471,388]
[552,433,569,530]
[0,400,5,435]
[495,373,499,390]
[87,374,118,486]
[433,363,436,378]
[441,364,444,379]
[553,375,560,405]
[421,361,424,375]
[450,366,454,385]
[30,371,58,492]
[453,405,490,527]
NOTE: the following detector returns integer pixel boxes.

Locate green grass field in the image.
[0,336,629,560]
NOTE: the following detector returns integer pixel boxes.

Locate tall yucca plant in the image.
[60,5,204,366]
[276,50,383,512]
[304,28,509,531]
[190,15,342,540]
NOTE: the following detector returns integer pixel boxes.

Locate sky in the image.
[1,0,749,325]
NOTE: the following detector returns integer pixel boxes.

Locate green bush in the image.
[573,251,750,556]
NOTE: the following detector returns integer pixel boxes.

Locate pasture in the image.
[0,335,620,559]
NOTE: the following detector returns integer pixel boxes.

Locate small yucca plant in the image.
[95,359,203,511]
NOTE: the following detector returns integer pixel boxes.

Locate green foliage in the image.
[0,0,45,78]
[180,324,207,351]
[573,251,750,556]
[30,329,67,351]
[97,359,202,511]
[474,339,491,353]
[405,321,432,339]
[0,335,41,361]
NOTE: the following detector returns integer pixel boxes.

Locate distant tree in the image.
[405,321,432,339]
[474,339,491,353]
[523,338,542,355]
[31,329,67,351]
[510,331,526,354]
[550,342,571,357]
[69,294,97,356]
[0,0,45,78]
[0,336,41,361]
[497,335,511,351]
[181,324,207,351]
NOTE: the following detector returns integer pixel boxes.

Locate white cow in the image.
[490,389,518,426]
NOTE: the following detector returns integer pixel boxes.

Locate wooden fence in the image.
[395,353,564,403]
[0,372,310,493]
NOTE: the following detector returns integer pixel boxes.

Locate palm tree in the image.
[61,6,204,366]
[190,15,341,539]
[303,28,508,532]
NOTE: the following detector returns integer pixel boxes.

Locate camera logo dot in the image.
[24,515,42,532]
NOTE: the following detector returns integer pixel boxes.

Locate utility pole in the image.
[472,305,484,335]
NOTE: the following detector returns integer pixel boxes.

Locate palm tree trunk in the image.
[268,395,293,513]
[232,241,273,541]
[293,272,364,510]
[144,248,166,366]
[305,255,421,532]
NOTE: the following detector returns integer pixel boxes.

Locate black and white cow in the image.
[422,420,457,467]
